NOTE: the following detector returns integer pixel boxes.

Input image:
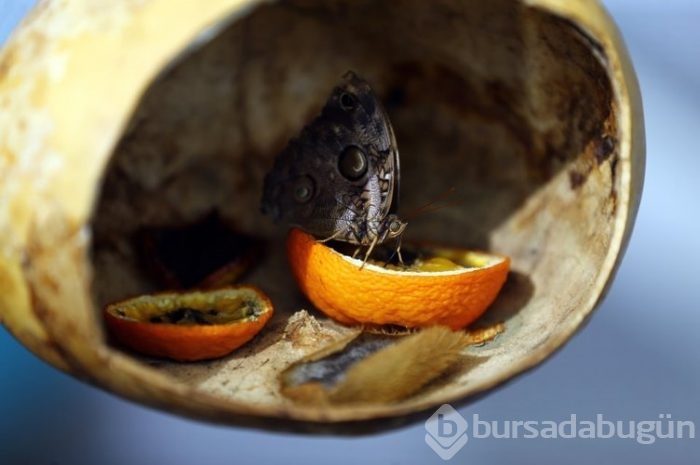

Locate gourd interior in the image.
[90,0,616,424]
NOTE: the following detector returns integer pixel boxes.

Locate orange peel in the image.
[103,286,273,361]
[286,228,510,329]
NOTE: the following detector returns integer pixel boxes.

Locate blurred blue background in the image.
[1,1,698,463]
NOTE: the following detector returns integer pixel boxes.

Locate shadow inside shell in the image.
[474,270,534,327]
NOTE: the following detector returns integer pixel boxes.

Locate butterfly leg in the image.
[318,230,343,243]
[384,236,405,267]
[395,238,405,266]
[360,236,379,270]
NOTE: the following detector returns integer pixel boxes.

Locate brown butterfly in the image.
[261,71,406,262]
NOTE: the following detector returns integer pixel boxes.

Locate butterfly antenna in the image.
[403,186,458,221]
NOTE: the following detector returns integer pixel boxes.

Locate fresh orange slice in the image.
[103,286,273,361]
[287,228,510,329]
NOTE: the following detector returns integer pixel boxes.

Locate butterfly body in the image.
[261,72,406,255]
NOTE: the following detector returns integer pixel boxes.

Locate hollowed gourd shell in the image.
[0,0,643,432]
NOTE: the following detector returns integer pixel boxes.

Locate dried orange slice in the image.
[287,228,510,329]
[103,286,273,361]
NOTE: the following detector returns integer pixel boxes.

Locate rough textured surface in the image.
[0,0,644,431]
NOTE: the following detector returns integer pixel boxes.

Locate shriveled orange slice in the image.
[103,286,273,361]
[287,228,510,329]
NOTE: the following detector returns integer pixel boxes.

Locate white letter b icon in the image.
[439,414,458,438]
[425,405,469,460]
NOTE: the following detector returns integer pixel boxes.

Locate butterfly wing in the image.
[261,71,400,244]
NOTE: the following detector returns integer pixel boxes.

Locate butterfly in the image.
[261,71,406,263]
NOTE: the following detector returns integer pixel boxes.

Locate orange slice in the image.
[287,228,510,329]
[103,286,273,361]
